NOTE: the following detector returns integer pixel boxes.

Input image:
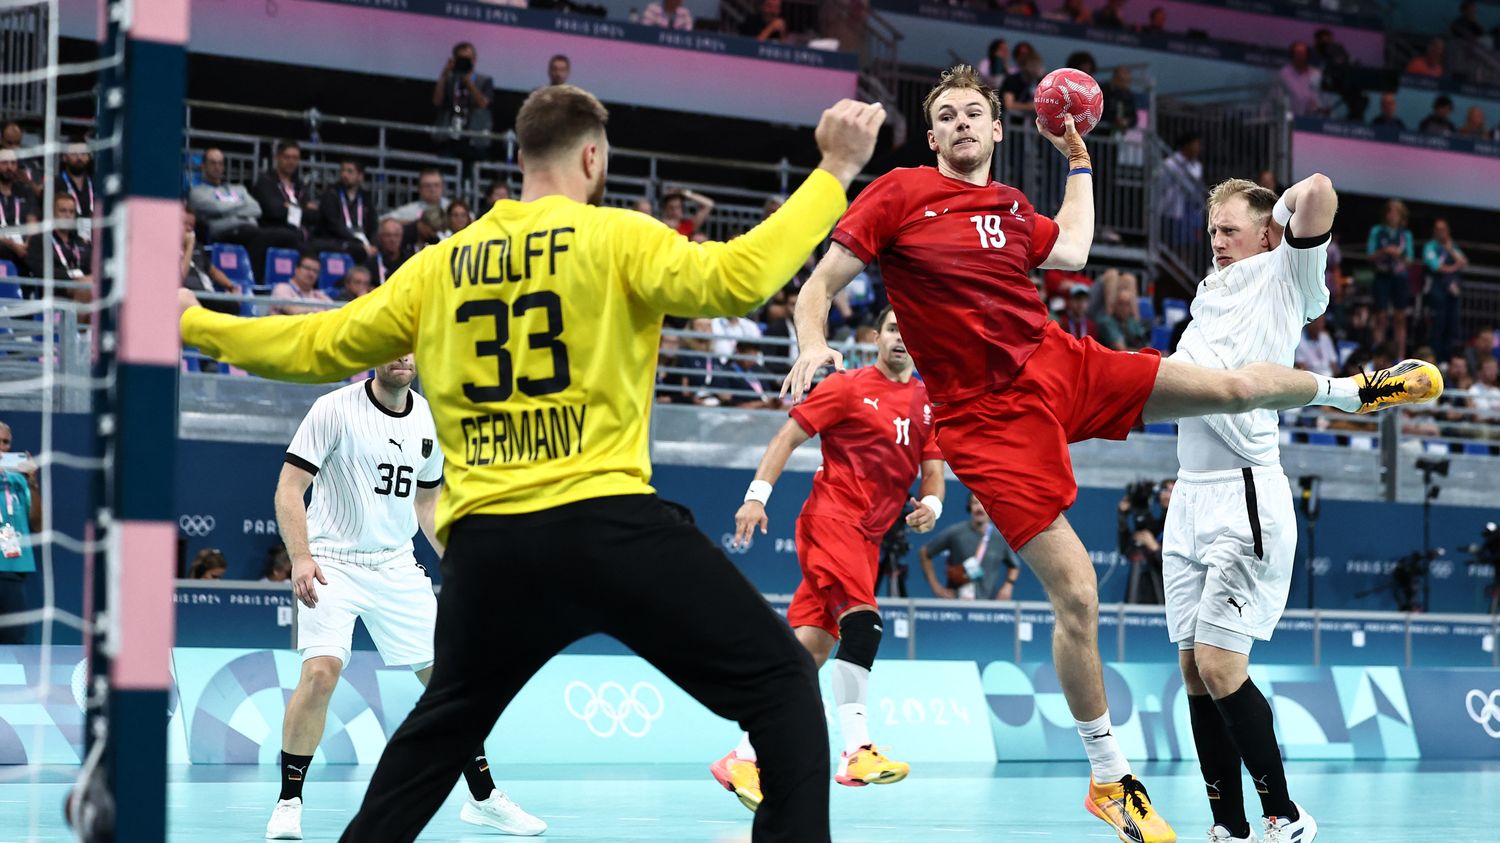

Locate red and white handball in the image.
[1033,68,1104,136]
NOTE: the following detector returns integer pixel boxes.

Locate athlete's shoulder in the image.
[310,380,364,412]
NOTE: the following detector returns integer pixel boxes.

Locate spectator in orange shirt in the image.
[1406,38,1445,77]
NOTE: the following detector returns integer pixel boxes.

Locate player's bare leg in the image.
[1141,356,1442,423]
[267,657,343,839]
[1018,515,1177,843]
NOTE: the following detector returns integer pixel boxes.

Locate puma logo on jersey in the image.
[389,438,403,450]
[863,397,880,410]
[922,208,948,218]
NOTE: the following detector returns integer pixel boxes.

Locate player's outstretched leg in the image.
[1019,516,1178,843]
[1142,356,1442,423]
[830,610,909,788]
[267,656,343,840]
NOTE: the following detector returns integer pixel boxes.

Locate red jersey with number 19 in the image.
[831,167,1060,404]
[789,367,942,541]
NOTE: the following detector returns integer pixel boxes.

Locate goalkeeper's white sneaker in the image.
[1262,803,1316,843]
[1209,824,1258,842]
[459,789,547,836]
[264,797,302,840]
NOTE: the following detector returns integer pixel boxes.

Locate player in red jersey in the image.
[782,66,1441,843]
[709,306,944,813]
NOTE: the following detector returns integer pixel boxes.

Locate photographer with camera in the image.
[919,493,1020,600]
[432,42,493,167]
[1465,522,1500,614]
[1118,479,1171,604]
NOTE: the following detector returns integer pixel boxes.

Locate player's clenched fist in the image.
[816,99,886,187]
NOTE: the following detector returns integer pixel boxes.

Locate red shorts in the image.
[934,320,1161,551]
[786,514,879,639]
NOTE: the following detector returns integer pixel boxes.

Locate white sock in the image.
[733,731,756,762]
[832,659,872,754]
[1306,373,1362,412]
[1075,711,1131,783]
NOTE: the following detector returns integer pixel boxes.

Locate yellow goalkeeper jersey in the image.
[181,169,847,539]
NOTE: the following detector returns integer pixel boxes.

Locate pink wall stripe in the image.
[111,521,176,691]
[129,0,189,44]
[119,197,184,366]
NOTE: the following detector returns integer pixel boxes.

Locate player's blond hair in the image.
[921,64,1002,128]
[515,85,610,162]
[1207,178,1277,228]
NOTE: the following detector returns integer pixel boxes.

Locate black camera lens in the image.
[453,56,474,75]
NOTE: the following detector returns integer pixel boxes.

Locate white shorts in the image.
[293,555,437,668]
[1163,465,1296,653]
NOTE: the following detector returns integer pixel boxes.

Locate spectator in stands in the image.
[762,194,786,218]
[401,206,445,255]
[1006,0,1039,15]
[1371,92,1407,130]
[433,41,493,164]
[1055,283,1098,341]
[759,286,800,374]
[1093,0,1128,30]
[335,265,374,302]
[1459,105,1490,138]
[547,54,570,86]
[261,544,292,583]
[367,218,407,285]
[679,317,717,405]
[1100,65,1138,135]
[1467,327,1499,373]
[643,0,693,29]
[1047,0,1092,25]
[1406,38,1446,78]
[269,252,332,316]
[0,149,36,267]
[1424,217,1467,359]
[710,314,762,362]
[1312,28,1367,120]
[1098,279,1149,350]
[715,338,780,409]
[385,168,449,224]
[251,139,315,241]
[1254,168,1279,192]
[1279,41,1327,117]
[1143,5,1166,33]
[978,38,1012,88]
[57,141,94,235]
[1368,198,1414,356]
[25,193,92,305]
[1451,1,1484,41]
[0,420,39,643]
[179,206,240,320]
[1066,50,1098,76]
[189,548,227,580]
[1311,28,1349,68]
[446,200,472,237]
[0,121,39,199]
[481,180,511,215]
[1295,315,1338,375]
[1001,49,1045,116]
[919,493,1020,600]
[189,147,299,277]
[315,157,377,258]
[1419,95,1457,136]
[1159,133,1205,246]
[740,0,787,42]
[656,331,687,404]
[659,189,714,237]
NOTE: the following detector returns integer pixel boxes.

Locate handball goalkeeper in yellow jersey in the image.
[179,85,884,843]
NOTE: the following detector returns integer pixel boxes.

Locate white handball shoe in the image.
[1209,824,1258,842]
[1262,802,1317,843]
[459,789,548,836]
[264,797,303,840]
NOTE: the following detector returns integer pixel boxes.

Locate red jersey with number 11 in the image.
[789,367,942,541]
[831,167,1060,404]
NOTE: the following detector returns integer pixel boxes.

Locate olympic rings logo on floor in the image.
[178,514,216,537]
[564,680,665,738]
[1465,689,1500,738]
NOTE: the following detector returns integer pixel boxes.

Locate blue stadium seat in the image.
[1144,422,1176,435]
[318,252,354,292]
[1137,298,1155,323]
[0,260,18,300]
[1150,324,1173,351]
[263,248,299,289]
[1464,442,1492,456]
[1305,432,1338,446]
[1162,297,1188,326]
[209,243,254,285]
[184,150,204,192]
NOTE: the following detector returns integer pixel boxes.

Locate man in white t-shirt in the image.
[1165,176,1342,843]
[1294,315,1338,376]
[265,357,544,840]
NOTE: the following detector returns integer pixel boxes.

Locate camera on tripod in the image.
[1392,547,1445,612]
[1462,521,1500,612]
[1124,480,1158,535]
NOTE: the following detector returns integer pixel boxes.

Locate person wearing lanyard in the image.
[252,139,314,237]
[0,420,41,645]
[919,493,1021,600]
[0,149,37,264]
[57,141,94,239]
[365,218,409,286]
[315,158,378,258]
[25,193,93,304]
[269,252,333,316]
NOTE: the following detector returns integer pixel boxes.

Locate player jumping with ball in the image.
[712,306,944,811]
[783,65,1441,843]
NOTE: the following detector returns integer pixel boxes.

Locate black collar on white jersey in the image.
[364,377,413,418]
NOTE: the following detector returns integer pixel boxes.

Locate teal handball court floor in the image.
[8,759,1500,841]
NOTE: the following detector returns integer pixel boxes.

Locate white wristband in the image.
[745,480,773,505]
[1272,195,1292,227]
[919,494,943,521]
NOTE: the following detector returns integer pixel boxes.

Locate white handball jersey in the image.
[285,379,444,566]
[1174,232,1331,468]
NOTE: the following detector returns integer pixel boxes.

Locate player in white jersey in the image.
[265,357,545,840]
[1164,177,1343,843]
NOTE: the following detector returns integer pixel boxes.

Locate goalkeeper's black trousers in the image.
[339,493,831,843]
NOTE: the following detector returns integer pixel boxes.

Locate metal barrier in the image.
[0,2,46,121]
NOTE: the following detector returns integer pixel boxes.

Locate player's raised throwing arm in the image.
[1275,172,1338,240]
[274,462,326,609]
[1036,114,1095,271]
[732,418,814,548]
[782,243,867,400]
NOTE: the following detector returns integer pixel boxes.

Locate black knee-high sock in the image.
[1214,678,1297,821]
[1187,693,1250,838]
[279,751,314,802]
[461,746,496,801]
